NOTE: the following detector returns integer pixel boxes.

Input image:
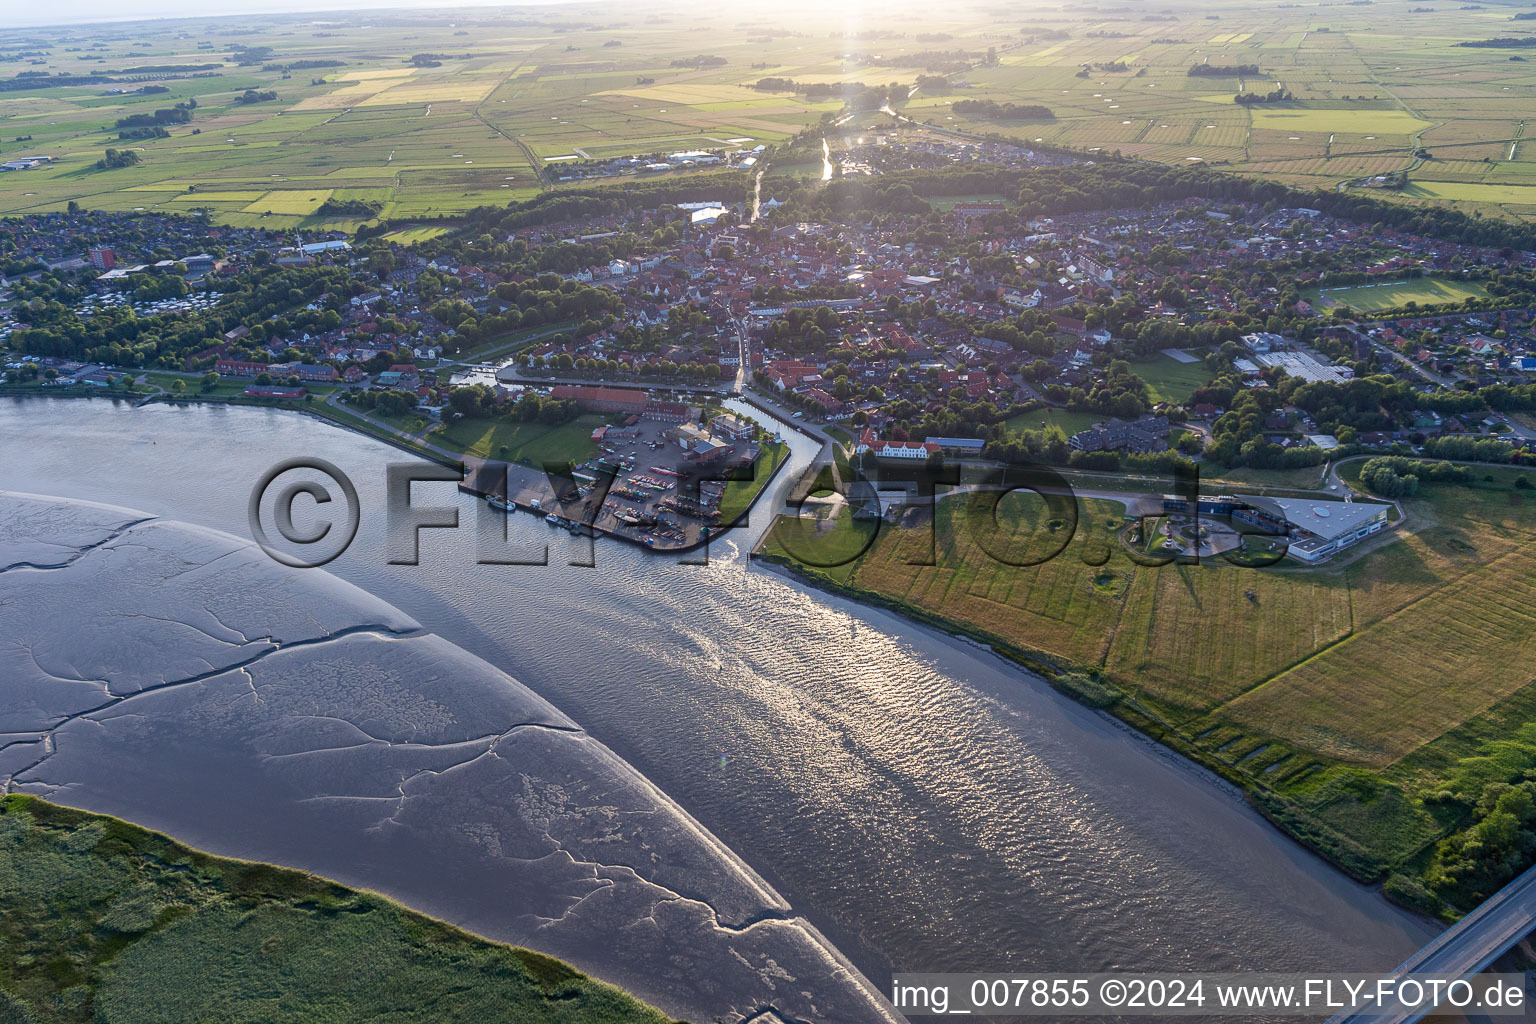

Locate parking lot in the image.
[497,413,766,551]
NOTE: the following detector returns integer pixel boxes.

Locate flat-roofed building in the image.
[926,436,986,455]
[550,384,647,416]
[1162,493,1391,562]
[1236,494,1389,562]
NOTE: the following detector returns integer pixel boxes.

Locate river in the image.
[0,396,1436,1000]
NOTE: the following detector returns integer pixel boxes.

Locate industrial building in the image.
[1162,493,1390,562]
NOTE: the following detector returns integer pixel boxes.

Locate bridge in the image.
[1327,865,1536,1024]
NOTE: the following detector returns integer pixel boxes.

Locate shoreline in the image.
[749,537,1426,911]
[0,397,1450,1002]
[0,487,903,1024]
[0,388,796,559]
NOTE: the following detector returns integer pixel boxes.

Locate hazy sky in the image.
[8,0,577,29]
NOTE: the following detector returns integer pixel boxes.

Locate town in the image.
[12,5,1536,1023]
[5,135,1536,561]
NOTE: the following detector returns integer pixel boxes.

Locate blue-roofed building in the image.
[925,436,986,455]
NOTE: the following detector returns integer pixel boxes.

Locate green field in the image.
[7,0,1536,222]
[1404,181,1536,206]
[436,414,605,465]
[1128,354,1213,406]
[382,225,456,244]
[761,464,1536,898]
[1247,108,1433,136]
[0,795,670,1024]
[925,194,1007,210]
[718,440,788,526]
[1305,277,1489,312]
[1005,407,1103,437]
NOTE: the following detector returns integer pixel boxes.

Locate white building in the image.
[1242,332,1286,353]
[1253,350,1353,384]
[1236,494,1389,562]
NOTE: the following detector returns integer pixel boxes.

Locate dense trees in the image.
[1187,63,1260,75]
[764,160,1536,251]
[96,149,141,170]
[1234,88,1293,105]
[1429,779,1536,905]
[470,171,752,231]
[115,107,191,129]
[952,100,1055,120]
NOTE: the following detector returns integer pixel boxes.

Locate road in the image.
[1326,862,1536,1024]
[494,366,731,393]
[1341,324,1463,387]
[321,392,470,465]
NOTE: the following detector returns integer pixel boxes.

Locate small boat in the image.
[487,495,514,513]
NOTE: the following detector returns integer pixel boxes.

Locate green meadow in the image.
[435,413,606,465]
[0,795,673,1024]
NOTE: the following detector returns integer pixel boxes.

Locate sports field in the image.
[1304,277,1489,312]
[1128,353,1213,405]
[1004,407,1104,438]
[761,464,1536,881]
[381,225,455,244]
[6,0,1536,222]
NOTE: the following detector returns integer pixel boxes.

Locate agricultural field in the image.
[1304,277,1490,312]
[0,794,670,1024]
[7,0,1536,223]
[760,464,1536,880]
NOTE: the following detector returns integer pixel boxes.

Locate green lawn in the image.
[718,441,788,526]
[1200,463,1333,491]
[1129,354,1214,406]
[760,507,881,585]
[461,322,577,362]
[1304,278,1489,313]
[143,372,341,398]
[1005,407,1103,437]
[437,414,605,465]
[823,424,855,445]
[370,408,435,435]
[0,795,671,1024]
[303,403,443,461]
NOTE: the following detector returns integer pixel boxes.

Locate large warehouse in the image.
[1162,493,1390,562]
